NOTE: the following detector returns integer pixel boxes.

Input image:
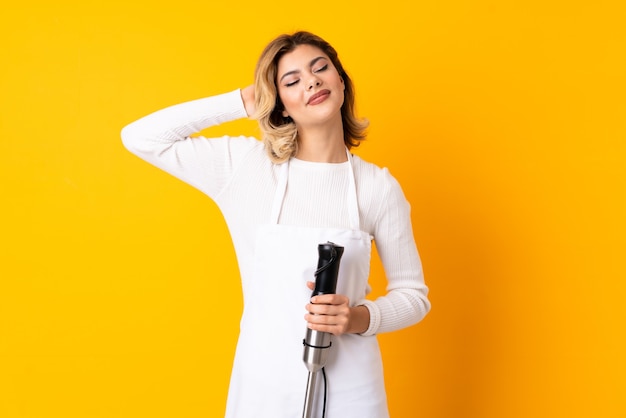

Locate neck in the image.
[295,117,347,163]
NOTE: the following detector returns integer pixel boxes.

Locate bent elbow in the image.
[403,287,431,326]
[414,292,431,324]
[120,123,141,155]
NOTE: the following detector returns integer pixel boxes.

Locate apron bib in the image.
[225,151,388,418]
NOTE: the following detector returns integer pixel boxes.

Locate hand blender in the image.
[302,242,344,418]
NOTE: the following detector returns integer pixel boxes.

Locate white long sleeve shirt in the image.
[121,89,430,335]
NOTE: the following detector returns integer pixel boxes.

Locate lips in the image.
[307,89,331,105]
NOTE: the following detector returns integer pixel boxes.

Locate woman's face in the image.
[276,44,345,128]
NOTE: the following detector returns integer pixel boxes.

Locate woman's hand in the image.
[304,281,370,336]
[240,84,256,118]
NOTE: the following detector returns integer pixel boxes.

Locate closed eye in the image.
[314,64,328,73]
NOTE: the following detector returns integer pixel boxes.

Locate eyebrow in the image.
[279,56,328,83]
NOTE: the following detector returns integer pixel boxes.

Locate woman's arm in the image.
[304,170,430,337]
[360,172,431,336]
[121,89,256,198]
[304,282,371,336]
[240,84,256,117]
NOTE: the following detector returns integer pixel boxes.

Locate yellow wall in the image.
[2,1,625,417]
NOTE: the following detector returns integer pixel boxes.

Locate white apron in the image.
[224,151,388,418]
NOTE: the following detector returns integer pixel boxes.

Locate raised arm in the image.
[240,84,256,117]
[121,89,256,198]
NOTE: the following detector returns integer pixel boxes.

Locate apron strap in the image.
[345,150,360,231]
[270,148,361,231]
[270,162,289,225]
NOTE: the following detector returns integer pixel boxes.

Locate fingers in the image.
[305,294,351,335]
[307,303,347,317]
[307,296,349,317]
[305,314,350,336]
[310,293,345,305]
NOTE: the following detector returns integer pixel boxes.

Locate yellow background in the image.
[1,1,625,417]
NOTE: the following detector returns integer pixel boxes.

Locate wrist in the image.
[348,305,370,334]
[240,85,255,117]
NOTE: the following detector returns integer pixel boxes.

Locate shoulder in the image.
[350,153,414,235]
[226,134,265,152]
[203,133,263,155]
[351,153,412,219]
[221,135,278,173]
[351,153,403,192]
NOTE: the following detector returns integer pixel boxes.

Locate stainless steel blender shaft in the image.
[302,328,332,418]
[302,370,318,418]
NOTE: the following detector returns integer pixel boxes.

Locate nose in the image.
[307,75,322,90]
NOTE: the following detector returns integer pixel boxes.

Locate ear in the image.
[282,110,289,118]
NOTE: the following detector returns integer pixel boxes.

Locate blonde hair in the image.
[253,31,368,163]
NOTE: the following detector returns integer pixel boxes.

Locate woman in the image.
[122,31,430,418]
